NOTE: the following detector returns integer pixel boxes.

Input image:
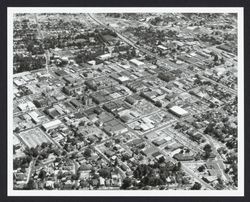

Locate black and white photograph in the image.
[6,7,244,197]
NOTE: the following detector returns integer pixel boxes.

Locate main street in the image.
[87,13,237,96]
[86,13,232,190]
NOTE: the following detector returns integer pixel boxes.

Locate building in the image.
[173,153,194,161]
[18,101,36,111]
[129,58,145,67]
[62,84,84,96]
[169,106,189,117]
[96,53,112,61]
[87,60,96,66]
[157,45,168,51]
[42,119,62,132]
[70,99,81,108]
[82,96,93,106]
[157,45,168,54]
[33,97,49,108]
[28,111,40,124]
[125,96,138,105]
[13,135,21,150]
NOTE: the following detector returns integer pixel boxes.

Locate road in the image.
[19,13,234,190]
[108,108,215,190]
[87,13,237,96]
[91,12,236,185]
[86,13,229,190]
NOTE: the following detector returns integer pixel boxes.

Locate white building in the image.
[169,106,189,117]
[42,119,62,132]
[129,58,145,67]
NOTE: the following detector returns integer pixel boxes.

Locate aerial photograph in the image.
[10,11,240,193]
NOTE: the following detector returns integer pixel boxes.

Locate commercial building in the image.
[18,101,36,111]
[96,53,112,61]
[42,119,62,132]
[129,58,145,67]
[169,106,189,117]
[157,45,168,51]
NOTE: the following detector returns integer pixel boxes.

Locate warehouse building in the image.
[129,58,145,67]
[42,119,62,132]
[169,106,189,117]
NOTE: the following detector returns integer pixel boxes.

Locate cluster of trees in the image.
[121,177,132,189]
[99,167,112,178]
[74,48,104,64]
[46,18,87,31]
[63,142,76,152]
[106,13,145,21]
[13,156,32,170]
[183,13,222,22]
[150,15,176,26]
[26,40,45,55]
[196,33,222,46]
[43,37,61,49]
[125,26,178,47]
[204,120,237,145]
[124,47,137,60]
[23,179,37,190]
[190,182,202,190]
[121,160,183,189]
[23,142,60,163]
[158,72,176,82]
[105,13,122,18]
[203,144,213,159]
[224,153,238,187]
[43,28,111,50]
[83,148,92,158]
[14,54,46,73]
[57,168,78,181]
[99,28,117,38]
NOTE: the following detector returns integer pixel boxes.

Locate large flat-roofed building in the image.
[169,106,189,117]
[18,101,36,111]
[157,45,168,51]
[42,119,62,132]
[97,53,112,61]
[129,58,145,67]
[28,111,40,124]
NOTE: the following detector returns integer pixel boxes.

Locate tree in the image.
[204,144,212,151]
[203,144,212,159]
[61,150,67,156]
[25,179,36,190]
[13,146,16,154]
[155,100,162,107]
[158,156,165,164]
[114,138,121,144]
[121,177,132,189]
[121,153,130,162]
[99,168,110,178]
[30,147,39,157]
[13,158,22,170]
[41,142,48,149]
[71,174,78,181]
[83,148,92,158]
[38,170,47,180]
[191,182,202,190]
[197,165,205,172]
[173,162,181,172]
[14,127,20,133]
